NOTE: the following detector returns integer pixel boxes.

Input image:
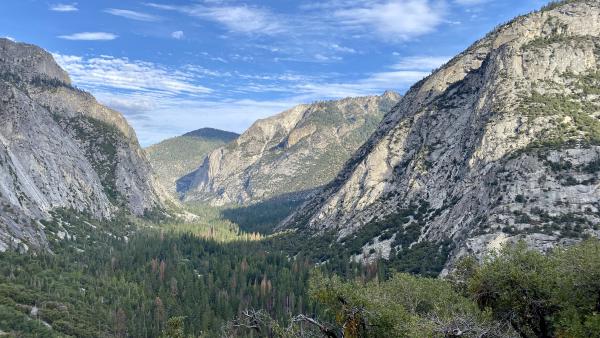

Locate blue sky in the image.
[1,0,551,146]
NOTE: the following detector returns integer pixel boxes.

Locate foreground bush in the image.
[457,239,600,338]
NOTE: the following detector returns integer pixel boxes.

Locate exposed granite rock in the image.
[0,39,70,85]
[146,128,239,196]
[0,38,169,251]
[282,0,600,269]
[180,92,400,206]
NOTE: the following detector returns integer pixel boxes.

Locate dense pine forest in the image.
[0,209,313,337]
[1,206,599,337]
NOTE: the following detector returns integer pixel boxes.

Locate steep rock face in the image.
[283,0,600,267]
[0,38,168,251]
[0,39,70,84]
[180,92,400,205]
[146,128,239,196]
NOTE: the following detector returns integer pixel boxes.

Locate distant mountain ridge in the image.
[282,0,600,269]
[182,127,239,140]
[146,128,239,196]
[0,38,168,252]
[179,91,401,206]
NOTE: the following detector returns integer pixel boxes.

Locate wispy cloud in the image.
[291,71,427,99]
[95,90,298,146]
[50,3,78,12]
[104,8,161,22]
[145,0,448,67]
[329,43,357,54]
[146,3,284,35]
[292,55,449,98]
[52,51,443,145]
[57,32,118,41]
[171,30,184,39]
[391,56,450,70]
[52,53,212,95]
[332,0,447,40]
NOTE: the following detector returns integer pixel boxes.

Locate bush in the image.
[457,239,600,338]
[308,271,514,337]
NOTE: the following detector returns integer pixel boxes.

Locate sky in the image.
[1,0,553,146]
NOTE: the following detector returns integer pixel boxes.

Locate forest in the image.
[0,207,599,337]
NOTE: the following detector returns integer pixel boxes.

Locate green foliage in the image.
[573,71,600,96]
[173,203,263,241]
[308,271,512,337]
[0,304,59,337]
[521,34,571,50]
[540,0,581,12]
[4,204,600,338]
[161,316,187,338]
[466,242,555,337]
[518,90,600,147]
[340,204,423,254]
[0,230,320,337]
[0,70,84,94]
[220,198,305,234]
[54,115,125,204]
[0,208,325,337]
[265,203,451,280]
[29,75,84,93]
[390,240,454,277]
[460,239,600,338]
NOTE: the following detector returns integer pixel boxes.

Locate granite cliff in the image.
[146,128,239,196]
[0,38,168,251]
[179,92,400,206]
[282,0,600,269]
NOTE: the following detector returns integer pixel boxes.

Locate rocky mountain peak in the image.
[0,38,71,85]
[179,92,400,206]
[146,128,239,196]
[0,39,169,252]
[282,0,600,268]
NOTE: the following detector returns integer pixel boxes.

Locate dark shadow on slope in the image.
[176,169,197,196]
[220,190,319,235]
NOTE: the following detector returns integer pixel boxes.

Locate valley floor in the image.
[1,205,599,337]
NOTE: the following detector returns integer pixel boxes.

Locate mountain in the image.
[146,128,239,196]
[282,0,600,268]
[179,91,401,206]
[0,38,168,252]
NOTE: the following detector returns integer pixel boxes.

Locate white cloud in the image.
[51,48,443,145]
[329,44,357,54]
[93,90,296,146]
[3,36,16,42]
[146,3,284,35]
[104,8,161,22]
[52,53,212,95]
[392,56,450,70]
[279,55,445,98]
[171,31,185,39]
[313,53,343,62]
[333,0,446,40]
[58,32,118,41]
[50,3,78,12]
[293,70,428,98]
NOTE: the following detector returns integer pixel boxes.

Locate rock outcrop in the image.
[180,92,400,206]
[0,38,168,252]
[282,0,600,268]
[146,128,239,196]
